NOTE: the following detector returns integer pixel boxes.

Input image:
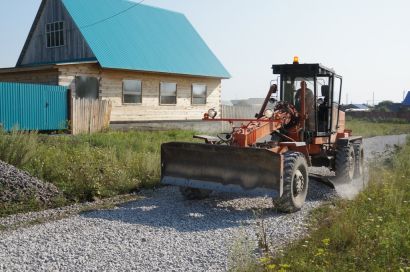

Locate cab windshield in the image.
[281,77,314,106]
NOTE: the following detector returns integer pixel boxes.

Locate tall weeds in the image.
[0,130,38,168]
[0,130,196,203]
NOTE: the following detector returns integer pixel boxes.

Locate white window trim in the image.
[191,83,207,105]
[122,79,142,105]
[159,82,177,106]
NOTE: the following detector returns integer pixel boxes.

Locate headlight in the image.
[264,109,274,118]
[208,108,217,119]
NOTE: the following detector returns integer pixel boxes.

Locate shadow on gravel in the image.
[81,178,335,232]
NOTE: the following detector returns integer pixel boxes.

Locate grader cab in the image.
[161,58,363,212]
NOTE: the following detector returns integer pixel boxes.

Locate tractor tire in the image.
[354,143,364,178]
[335,144,355,183]
[275,152,309,213]
[179,187,211,200]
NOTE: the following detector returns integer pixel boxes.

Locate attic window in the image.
[46,21,65,48]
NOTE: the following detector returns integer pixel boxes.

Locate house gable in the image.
[17,0,96,67]
[403,91,410,106]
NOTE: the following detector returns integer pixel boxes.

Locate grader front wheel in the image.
[275,152,309,213]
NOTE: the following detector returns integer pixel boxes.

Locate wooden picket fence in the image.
[70,98,112,135]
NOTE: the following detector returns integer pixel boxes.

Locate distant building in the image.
[341,104,370,112]
[403,91,410,106]
[231,98,265,107]
[387,103,404,113]
[221,100,233,106]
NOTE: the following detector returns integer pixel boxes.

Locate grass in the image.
[0,197,52,218]
[252,137,410,272]
[1,117,409,219]
[0,130,197,215]
[0,195,68,218]
[346,117,410,138]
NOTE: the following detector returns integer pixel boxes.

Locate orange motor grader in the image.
[161,59,364,212]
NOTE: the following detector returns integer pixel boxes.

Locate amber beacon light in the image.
[293,56,299,64]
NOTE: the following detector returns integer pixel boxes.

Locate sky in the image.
[0,0,409,104]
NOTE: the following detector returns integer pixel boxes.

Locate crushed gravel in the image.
[0,134,407,272]
[0,161,59,204]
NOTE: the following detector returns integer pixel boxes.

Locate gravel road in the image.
[0,134,407,272]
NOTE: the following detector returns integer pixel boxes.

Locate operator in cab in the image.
[295,81,315,130]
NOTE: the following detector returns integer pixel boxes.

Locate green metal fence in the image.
[0,82,68,131]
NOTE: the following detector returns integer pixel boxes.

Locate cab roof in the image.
[272,63,340,78]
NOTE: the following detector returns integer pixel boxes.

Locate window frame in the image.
[122,79,143,105]
[75,76,99,99]
[159,82,177,105]
[191,83,207,105]
[45,21,65,48]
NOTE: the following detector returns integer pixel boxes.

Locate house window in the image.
[160,82,177,105]
[123,80,142,104]
[192,84,207,105]
[46,21,65,48]
[75,76,99,99]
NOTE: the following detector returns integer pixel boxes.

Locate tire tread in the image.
[275,152,308,213]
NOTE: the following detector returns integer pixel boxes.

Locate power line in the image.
[80,0,146,29]
[27,0,146,40]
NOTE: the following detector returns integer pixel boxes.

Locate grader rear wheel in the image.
[275,152,309,213]
[354,143,364,178]
[335,144,356,183]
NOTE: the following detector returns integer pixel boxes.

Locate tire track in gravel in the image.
[0,134,407,272]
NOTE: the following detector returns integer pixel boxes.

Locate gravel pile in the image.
[0,135,407,272]
[0,160,59,204]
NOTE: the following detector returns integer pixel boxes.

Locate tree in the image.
[374,100,394,112]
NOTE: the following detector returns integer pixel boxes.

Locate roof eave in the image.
[101,65,230,79]
[0,65,57,74]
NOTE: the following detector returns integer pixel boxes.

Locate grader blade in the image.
[161,142,283,197]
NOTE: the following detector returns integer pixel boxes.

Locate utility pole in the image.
[346,93,348,105]
[373,92,375,106]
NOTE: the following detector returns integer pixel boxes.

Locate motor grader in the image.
[161,58,364,212]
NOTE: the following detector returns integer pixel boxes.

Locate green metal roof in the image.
[61,0,230,78]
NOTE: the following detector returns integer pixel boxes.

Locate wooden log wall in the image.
[58,63,222,122]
